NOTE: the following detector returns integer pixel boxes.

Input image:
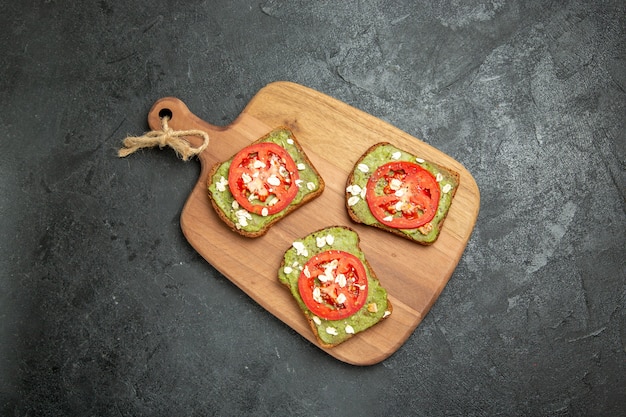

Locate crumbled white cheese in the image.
[391,151,402,160]
[394,188,405,197]
[231,200,239,210]
[267,196,278,206]
[313,287,323,303]
[312,316,321,325]
[335,273,347,288]
[436,172,443,182]
[415,157,424,163]
[325,327,338,336]
[383,310,391,318]
[216,176,228,192]
[347,184,362,196]
[283,266,293,274]
[267,175,281,186]
[323,260,338,280]
[261,207,269,217]
[297,163,306,171]
[384,215,394,222]
[287,138,294,145]
[316,236,327,248]
[318,273,330,283]
[295,179,303,188]
[389,178,402,191]
[235,210,252,227]
[442,183,452,194]
[357,163,369,173]
[345,325,355,334]
[348,196,360,206]
[306,182,316,191]
[253,159,265,169]
[292,241,308,257]
[303,265,311,278]
[336,293,347,305]
[325,234,334,246]
[242,172,252,184]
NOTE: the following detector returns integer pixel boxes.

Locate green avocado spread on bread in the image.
[346,143,459,244]
[278,226,391,347]
[207,128,323,235]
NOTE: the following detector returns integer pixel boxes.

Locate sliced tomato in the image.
[228,142,299,215]
[298,250,368,321]
[365,161,440,229]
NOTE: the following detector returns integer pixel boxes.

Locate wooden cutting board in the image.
[146,81,480,365]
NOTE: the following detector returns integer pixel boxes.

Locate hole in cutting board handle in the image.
[158,108,173,120]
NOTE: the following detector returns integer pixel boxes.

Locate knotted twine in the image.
[118,115,209,161]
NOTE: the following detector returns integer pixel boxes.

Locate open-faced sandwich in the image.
[345,142,459,245]
[207,127,324,237]
[278,226,392,348]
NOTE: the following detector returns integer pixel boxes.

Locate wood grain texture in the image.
[146,82,480,365]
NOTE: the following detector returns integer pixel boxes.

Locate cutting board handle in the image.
[147,97,225,150]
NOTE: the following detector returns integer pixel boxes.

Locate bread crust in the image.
[278,225,392,348]
[207,127,325,238]
[345,142,459,245]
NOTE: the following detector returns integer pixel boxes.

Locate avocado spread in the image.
[347,143,458,243]
[207,129,322,234]
[278,226,390,346]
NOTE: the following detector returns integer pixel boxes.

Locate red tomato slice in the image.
[365,161,440,229]
[228,142,299,215]
[298,250,368,321]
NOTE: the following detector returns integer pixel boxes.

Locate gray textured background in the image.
[1,1,624,416]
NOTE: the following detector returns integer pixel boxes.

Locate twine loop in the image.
[118,115,209,161]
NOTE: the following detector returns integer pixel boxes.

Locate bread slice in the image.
[278,226,392,348]
[207,127,324,237]
[345,142,459,245]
